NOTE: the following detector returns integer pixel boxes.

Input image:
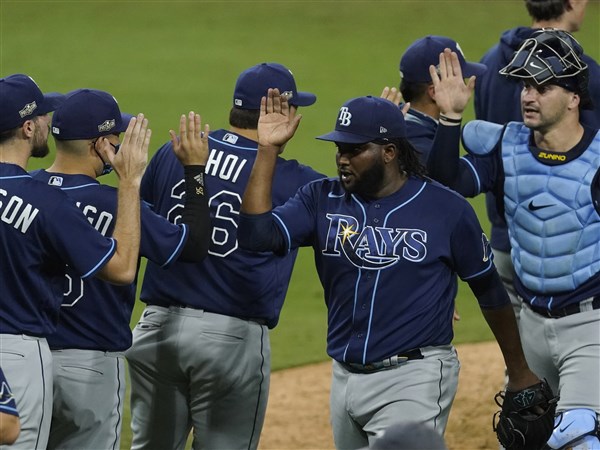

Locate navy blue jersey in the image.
[404,108,437,163]
[269,177,494,363]
[140,129,324,328]
[0,367,18,417]
[474,26,600,252]
[30,170,189,351]
[0,164,115,337]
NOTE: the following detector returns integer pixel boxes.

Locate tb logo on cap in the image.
[338,107,352,127]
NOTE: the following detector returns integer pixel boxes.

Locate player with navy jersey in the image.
[0,367,20,445]
[29,88,211,450]
[393,36,485,163]
[428,30,600,449]
[239,91,540,449]
[473,0,600,321]
[0,74,149,449]
[126,63,324,450]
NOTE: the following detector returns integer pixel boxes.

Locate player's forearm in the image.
[426,124,461,187]
[480,305,538,389]
[98,180,141,285]
[241,145,278,214]
[178,165,211,262]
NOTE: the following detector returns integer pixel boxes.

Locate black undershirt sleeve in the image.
[178,165,211,262]
[238,211,287,256]
[467,268,511,310]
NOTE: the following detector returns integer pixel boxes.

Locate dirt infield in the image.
[259,341,504,450]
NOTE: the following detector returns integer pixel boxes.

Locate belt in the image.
[149,303,268,325]
[528,296,600,319]
[341,349,424,374]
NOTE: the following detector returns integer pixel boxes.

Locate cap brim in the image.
[463,62,488,78]
[38,92,65,115]
[291,91,317,107]
[116,113,135,133]
[316,130,372,144]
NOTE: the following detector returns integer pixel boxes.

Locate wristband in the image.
[439,114,462,126]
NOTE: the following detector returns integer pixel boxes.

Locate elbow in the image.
[0,417,21,445]
[109,267,137,285]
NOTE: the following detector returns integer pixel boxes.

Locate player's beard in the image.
[340,158,385,197]
[30,122,50,158]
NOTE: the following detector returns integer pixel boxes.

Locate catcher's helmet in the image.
[500,29,592,108]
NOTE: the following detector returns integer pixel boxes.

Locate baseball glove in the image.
[492,379,558,450]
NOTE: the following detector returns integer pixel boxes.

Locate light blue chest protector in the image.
[501,122,600,293]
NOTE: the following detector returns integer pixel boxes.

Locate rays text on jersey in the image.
[322,213,427,269]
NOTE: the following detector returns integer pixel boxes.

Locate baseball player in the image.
[0,74,149,449]
[0,367,20,445]
[393,35,485,163]
[238,90,541,449]
[427,30,600,449]
[473,0,600,321]
[126,62,325,450]
[29,88,211,450]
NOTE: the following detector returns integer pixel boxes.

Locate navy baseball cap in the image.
[316,96,406,144]
[400,36,487,83]
[233,62,317,110]
[0,74,65,132]
[52,89,133,140]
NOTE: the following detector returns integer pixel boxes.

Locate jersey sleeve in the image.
[139,201,188,268]
[449,200,495,281]
[45,196,116,279]
[270,181,321,253]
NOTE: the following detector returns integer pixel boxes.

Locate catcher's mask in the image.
[499,29,593,109]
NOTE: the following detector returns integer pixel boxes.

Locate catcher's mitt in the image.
[493,379,558,450]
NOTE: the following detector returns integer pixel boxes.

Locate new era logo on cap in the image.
[317,96,406,144]
[233,62,316,110]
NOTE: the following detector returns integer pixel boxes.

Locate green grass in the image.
[2,1,598,447]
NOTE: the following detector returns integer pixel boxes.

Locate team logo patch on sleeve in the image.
[482,233,491,262]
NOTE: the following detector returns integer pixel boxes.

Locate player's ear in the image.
[567,91,580,111]
[21,119,36,138]
[382,143,397,164]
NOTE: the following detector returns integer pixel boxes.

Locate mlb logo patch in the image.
[223,133,239,144]
[49,176,63,187]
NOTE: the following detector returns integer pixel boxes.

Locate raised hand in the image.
[170,111,210,166]
[380,86,403,106]
[99,113,150,184]
[257,88,302,152]
[380,86,410,116]
[430,48,476,119]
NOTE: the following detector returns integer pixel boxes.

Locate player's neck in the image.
[410,101,439,121]
[229,126,258,142]
[0,142,31,170]
[532,118,584,153]
[532,18,576,33]
[47,152,97,178]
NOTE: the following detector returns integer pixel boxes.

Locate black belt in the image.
[341,349,424,374]
[528,296,600,318]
